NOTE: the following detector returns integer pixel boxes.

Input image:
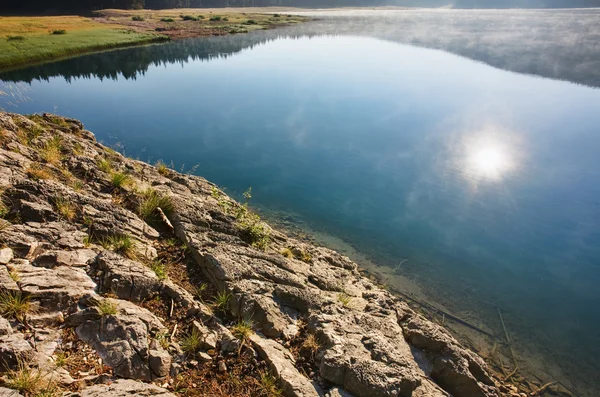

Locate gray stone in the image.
[0,333,33,370]
[0,248,13,265]
[250,333,322,397]
[32,249,97,268]
[0,386,23,397]
[0,316,12,336]
[64,379,176,397]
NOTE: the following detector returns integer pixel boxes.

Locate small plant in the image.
[280,248,293,258]
[194,282,209,302]
[131,15,145,21]
[71,179,84,192]
[181,15,198,21]
[95,299,118,316]
[301,333,321,356]
[137,188,175,223]
[160,17,174,22]
[258,371,282,397]
[26,165,53,181]
[245,19,257,25]
[97,158,113,173]
[213,290,231,314]
[7,35,25,41]
[150,260,168,280]
[53,351,68,367]
[198,15,205,19]
[273,13,281,17]
[222,17,228,21]
[155,331,170,350]
[110,171,131,189]
[238,212,270,250]
[337,293,353,307]
[298,250,312,263]
[40,135,63,165]
[8,269,19,282]
[101,234,135,258]
[210,16,222,21]
[0,195,8,219]
[53,195,76,221]
[5,361,46,395]
[180,327,203,354]
[51,29,67,35]
[0,291,32,322]
[211,186,221,199]
[155,160,169,175]
[231,319,253,342]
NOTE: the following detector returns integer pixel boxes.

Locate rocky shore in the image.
[0,112,521,396]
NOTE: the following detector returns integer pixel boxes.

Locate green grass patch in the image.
[131,16,145,22]
[0,28,167,71]
[160,17,174,23]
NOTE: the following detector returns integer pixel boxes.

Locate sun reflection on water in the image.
[462,131,519,183]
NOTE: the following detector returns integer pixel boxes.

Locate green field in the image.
[0,28,167,70]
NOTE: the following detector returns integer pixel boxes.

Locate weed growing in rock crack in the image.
[53,351,68,367]
[16,124,45,146]
[0,219,10,232]
[194,282,209,302]
[110,171,131,189]
[150,260,168,280]
[211,186,220,199]
[155,331,171,350]
[0,193,8,219]
[6,361,56,396]
[213,290,231,314]
[97,158,113,173]
[39,135,63,165]
[137,188,175,223]
[26,164,53,181]
[258,371,283,397]
[301,333,321,356]
[232,319,253,343]
[0,291,32,322]
[298,250,312,263]
[8,269,20,282]
[72,142,84,156]
[96,299,118,316]
[238,212,270,250]
[70,179,84,192]
[180,327,203,354]
[280,248,293,258]
[155,160,169,176]
[101,234,135,259]
[337,293,353,307]
[52,195,76,221]
[82,235,92,247]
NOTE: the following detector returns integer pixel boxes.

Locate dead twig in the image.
[530,381,557,396]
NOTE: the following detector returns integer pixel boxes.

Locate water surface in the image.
[1,11,600,396]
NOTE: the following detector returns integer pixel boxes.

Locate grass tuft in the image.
[258,371,283,397]
[301,333,321,355]
[97,158,113,173]
[180,327,203,354]
[280,248,293,258]
[155,160,169,175]
[231,319,253,342]
[110,171,131,189]
[52,195,76,221]
[131,16,145,21]
[137,188,175,223]
[150,260,168,280]
[337,292,353,307]
[194,282,209,302]
[95,299,118,316]
[181,15,199,21]
[7,35,25,41]
[51,29,67,35]
[5,361,48,395]
[100,234,135,258]
[160,17,174,22]
[213,290,231,314]
[0,291,32,322]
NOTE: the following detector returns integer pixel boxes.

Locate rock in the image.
[0,266,19,293]
[197,351,212,362]
[250,333,322,397]
[217,360,227,372]
[32,249,97,268]
[326,387,356,397]
[64,379,177,397]
[0,387,23,397]
[0,316,12,336]
[75,298,170,381]
[0,248,13,265]
[10,261,96,311]
[0,333,34,370]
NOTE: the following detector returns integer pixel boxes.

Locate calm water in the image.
[1,11,600,395]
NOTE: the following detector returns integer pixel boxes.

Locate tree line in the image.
[2,0,599,13]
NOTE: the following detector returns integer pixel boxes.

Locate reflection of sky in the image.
[2,35,600,382]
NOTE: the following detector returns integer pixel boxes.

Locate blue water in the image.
[2,23,600,394]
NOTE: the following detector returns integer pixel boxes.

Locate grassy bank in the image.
[0,11,306,71]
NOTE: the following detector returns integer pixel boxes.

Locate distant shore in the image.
[0,9,307,72]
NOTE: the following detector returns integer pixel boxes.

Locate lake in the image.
[1,9,599,396]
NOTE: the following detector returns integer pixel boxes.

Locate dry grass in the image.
[39,135,63,165]
[95,299,118,316]
[53,195,76,220]
[5,361,59,396]
[0,291,33,322]
[26,164,54,181]
[337,292,353,307]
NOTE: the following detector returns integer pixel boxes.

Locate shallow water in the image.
[1,10,600,395]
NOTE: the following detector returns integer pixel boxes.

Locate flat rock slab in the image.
[64,379,176,397]
[250,333,322,397]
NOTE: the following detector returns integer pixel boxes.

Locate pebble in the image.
[217,360,227,373]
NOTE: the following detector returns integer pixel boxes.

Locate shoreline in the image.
[0,111,526,396]
[0,9,309,73]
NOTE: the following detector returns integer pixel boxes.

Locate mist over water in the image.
[2,9,600,396]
